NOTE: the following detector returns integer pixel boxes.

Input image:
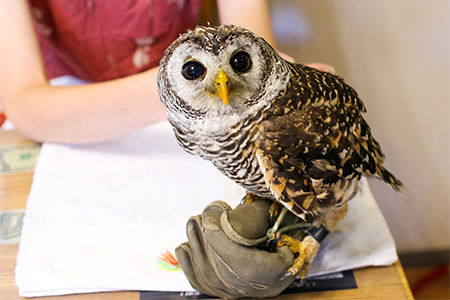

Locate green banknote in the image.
[0,144,41,173]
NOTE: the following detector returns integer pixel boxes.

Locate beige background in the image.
[270,0,449,254]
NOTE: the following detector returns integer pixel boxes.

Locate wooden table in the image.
[0,130,414,300]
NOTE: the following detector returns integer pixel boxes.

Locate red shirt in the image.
[28,0,201,82]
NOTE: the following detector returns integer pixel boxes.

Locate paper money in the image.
[0,144,41,173]
[0,209,25,244]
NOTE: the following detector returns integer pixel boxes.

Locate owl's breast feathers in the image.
[254,63,403,216]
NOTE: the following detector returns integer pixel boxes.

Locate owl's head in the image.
[157,25,290,124]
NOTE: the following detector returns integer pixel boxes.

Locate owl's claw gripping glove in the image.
[175,200,300,299]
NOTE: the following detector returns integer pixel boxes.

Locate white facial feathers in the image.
[159,26,291,136]
[165,36,266,115]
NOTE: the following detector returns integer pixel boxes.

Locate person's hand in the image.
[278,52,336,74]
[175,200,300,299]
[306,62,336,74]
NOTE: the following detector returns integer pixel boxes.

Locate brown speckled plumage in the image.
[157,25,403,219]
[255,62,402,216]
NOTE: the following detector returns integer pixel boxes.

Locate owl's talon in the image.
[279,268,296,280]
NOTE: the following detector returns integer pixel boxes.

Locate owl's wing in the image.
[255,100,399,216]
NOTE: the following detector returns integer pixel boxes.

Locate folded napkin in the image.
[15,121,397,297]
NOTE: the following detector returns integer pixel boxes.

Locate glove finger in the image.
[183,215,239,299]
[203,226,297,298]
[206,228,296,281]
[175,242,210,295]
[227,200,272,239]
[203,203,296,281]
[202,200,232,228]
[203,201,298,295]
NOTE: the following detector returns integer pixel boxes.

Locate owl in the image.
[157,25,403,278]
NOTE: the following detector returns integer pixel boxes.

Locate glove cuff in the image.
[220,211,268,247]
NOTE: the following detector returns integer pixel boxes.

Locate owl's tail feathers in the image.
[377,165,405,193]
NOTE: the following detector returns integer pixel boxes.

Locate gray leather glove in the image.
[175,200,300,299]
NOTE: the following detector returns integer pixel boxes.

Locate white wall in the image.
[270,0,449,254]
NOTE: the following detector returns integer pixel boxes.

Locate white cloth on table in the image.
[15,121,398,297]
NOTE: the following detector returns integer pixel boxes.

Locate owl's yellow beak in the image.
[215,69,229,106]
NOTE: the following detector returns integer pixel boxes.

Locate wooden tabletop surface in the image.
[0,130,414,300]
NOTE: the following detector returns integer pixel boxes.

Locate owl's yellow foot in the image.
[241,192,264,204]
[277,234,320,279]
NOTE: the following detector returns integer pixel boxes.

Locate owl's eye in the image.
[230,51,252,73]
[182,61,206,80]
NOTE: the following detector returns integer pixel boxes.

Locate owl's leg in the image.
[277,234,320,279]
[312,203,349,231]
[278,204,349,279]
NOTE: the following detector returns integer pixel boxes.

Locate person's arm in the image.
[217,0,276,46]
[217,0,297,62]
[0,0,165,144]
